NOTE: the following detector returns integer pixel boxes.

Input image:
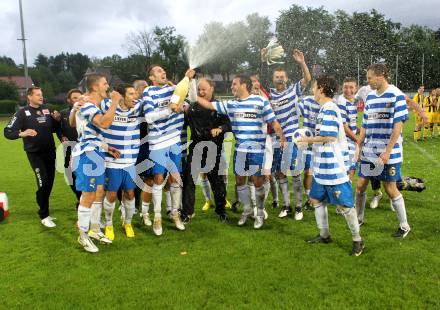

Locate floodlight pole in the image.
[18,0,29,90]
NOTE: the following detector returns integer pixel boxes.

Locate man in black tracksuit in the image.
[4,87,61,227]
[59,89,83,207]
[181,79,231,222]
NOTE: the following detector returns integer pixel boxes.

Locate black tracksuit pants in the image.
[26,151,56,219]
[182,140,226,217]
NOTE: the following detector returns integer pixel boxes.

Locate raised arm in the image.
[292,49,312,89]
[92,91,121,129]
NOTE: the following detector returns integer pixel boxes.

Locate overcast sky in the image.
[1,0,439,65]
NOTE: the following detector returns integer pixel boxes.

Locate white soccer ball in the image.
[293,128,313,149]
[0,192,9,221]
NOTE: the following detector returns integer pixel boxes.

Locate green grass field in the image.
[1,114,439,309]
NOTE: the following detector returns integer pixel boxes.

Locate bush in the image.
[0,80,19,101]
[0,99,18,114]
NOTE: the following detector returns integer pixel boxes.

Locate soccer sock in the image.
[103,197,115,226]
[413,130,421,141]
[141,201,150,215]
[123,198,136,224]
[248,182,256,208]
[305,189,310,197]
[152,184,163,218]
[169,182,182,213]
[292,175,303,209]
[278,177,290,207]
[314,203,330,238]
[165,190,172,213]
[90,202,102,232]
[201,178,212,202]
[77,205,91,235]
[355,191,367,222]
[342,207,362,242]
[237,184,252,215]
[255,182,270,212]
[269,176,278,203]
[392,194,410,230]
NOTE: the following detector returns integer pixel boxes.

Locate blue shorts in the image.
[309,178,354,208]
[136,145,153,178]
[105,166,136,192]
[149,144,182,175]
[73,151,105,192]
[234,151,265,177]
[272,141,303,173]
[358,161,402,182]
[304,153,312,170]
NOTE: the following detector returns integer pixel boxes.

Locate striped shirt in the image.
[312,101,350,185]
[143,84,184,151]
[72,102,104,157]
[269,81,302,138]
[361,85,408,165]
[299,96,321,156]
[213,95,276,153]
[337,95,358,156]
[100,99,143,168]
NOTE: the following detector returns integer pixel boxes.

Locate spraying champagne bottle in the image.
[170,76,190,111]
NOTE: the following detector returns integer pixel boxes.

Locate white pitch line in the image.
[407,141,440,167]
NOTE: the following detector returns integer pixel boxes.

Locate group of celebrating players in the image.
[5,48,419,257]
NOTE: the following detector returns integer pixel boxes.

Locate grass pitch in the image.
[0,114,439,309]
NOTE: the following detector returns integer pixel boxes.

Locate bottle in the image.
[170,76,190,108]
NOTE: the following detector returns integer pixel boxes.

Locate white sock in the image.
[170,182,182,213]
[278,177,290,207]
[392,194,410,230]
[269,176,278,202]
[165,190,172,212]
[237,184,252,215]
[314,203,330,238]
[77,205,91,233]
[141,201,150,215]
[356,191,367,222]
[248,182,256,208]
[152,184,163,218]
[292,175,303,209]
[342,207,362,241]
[201,178,212,202]
[103,197,115,226]
[124,198,136,224]
[255,183,269,216]
[305,189,310,197]
[90,202,102,232]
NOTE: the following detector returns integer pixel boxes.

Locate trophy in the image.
[261,38,285,65]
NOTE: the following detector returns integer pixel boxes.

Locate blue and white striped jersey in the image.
[299,96,321,156]
[269,81,302,138]
[361,85,408,165]
[337,95,358,155]
[312,101,350,185]
[100,99,142,168]
[213,95,276,153]
[72,102,104,157]
[142,84,184,151]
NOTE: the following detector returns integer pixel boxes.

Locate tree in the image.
[0,80,19,100]
[66,53,91,81]
[153,26,188,81]
[34,53,50,68]
[276,5,335,77]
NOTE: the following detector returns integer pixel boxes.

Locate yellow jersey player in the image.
[423,89,438,138]
[412,86,425,141]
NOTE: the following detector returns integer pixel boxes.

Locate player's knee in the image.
[336,205,352,215]
[124,191,135,200]
[383,182,399,198]
[106,192,117,203]
[356,179,368,193]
